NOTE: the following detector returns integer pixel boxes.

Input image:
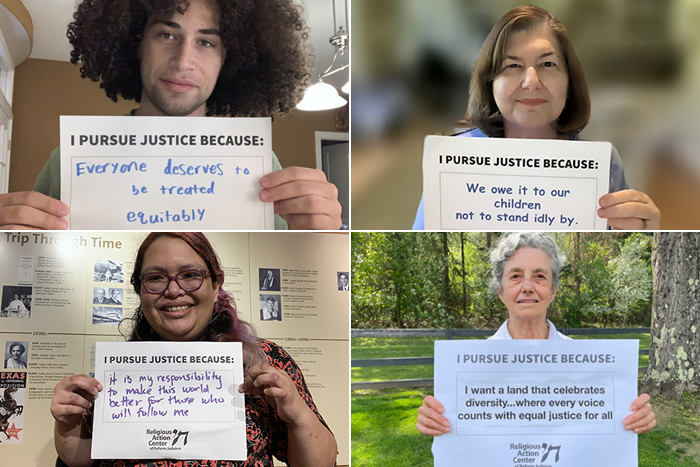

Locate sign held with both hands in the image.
[92,341,245,460]
[61,116,274,230]
[422,136,611,230]
[432,339,639,467]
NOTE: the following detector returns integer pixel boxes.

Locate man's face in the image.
[138,0,225,116]
[112,290,120,300]
[266,299,274,309]
[267,271,273,279]
[96,289,105,300]
[13,294,18,300]
[340,275,348,286]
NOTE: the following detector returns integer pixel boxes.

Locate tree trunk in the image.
[485,232,493,320]
[643,233,700,398]
[441,233,451,308]
[391,233,404,328]
[574,232,581,298]
[461,232,466,317]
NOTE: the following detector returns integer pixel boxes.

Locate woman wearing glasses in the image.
[50,232,337,467]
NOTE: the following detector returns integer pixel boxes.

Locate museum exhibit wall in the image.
[0,231,349,465]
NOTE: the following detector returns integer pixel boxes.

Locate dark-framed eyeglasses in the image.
[139,269,210,294]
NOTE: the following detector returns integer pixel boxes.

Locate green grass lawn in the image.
[351,334,699,466]
[352,336,478,382]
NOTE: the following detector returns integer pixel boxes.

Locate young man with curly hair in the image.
[0,0,342,230]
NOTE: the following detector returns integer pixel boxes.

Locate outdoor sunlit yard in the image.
[351,334,700,467]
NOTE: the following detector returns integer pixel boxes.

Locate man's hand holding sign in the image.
[259,167,343,230]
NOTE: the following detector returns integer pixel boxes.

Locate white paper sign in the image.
[92,341,245,460]
[60,116,274,230]
[422,136,611,230]
[433,340,638,467]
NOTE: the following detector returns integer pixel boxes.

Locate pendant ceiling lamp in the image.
[297,0,349,111]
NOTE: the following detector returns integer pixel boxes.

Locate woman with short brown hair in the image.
[413,5,661,231]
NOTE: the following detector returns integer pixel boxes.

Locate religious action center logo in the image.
[510,441,562,467]
[145,427,190,451]
[172,429,190,446]
[540,442,561,463]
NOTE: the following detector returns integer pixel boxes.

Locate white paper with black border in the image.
[422,136,611,230]
[92,341,245,460]
[60,116,273,230]
[433,339,638,467]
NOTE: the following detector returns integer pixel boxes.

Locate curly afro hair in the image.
[67,0,312,117]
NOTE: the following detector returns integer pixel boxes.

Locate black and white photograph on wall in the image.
[92,307,123,325]
[337,272,349,291]
[93,287,111,305]
[4,341,28,369]
[107,288,123,305]
[259,295,282,321]
[94,260,124,283]
[259,268,281,291]
[0,286,32,318]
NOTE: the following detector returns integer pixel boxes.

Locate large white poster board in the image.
[422,136,611,230]
[92,342,245,460]
[60,116,274,230]
[433,340,638,467]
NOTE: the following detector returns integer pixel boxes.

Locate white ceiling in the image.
[20,0,349,90]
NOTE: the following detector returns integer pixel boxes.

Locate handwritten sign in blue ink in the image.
[60,116,274,230]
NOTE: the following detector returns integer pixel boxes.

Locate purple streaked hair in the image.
[121,232,265,369]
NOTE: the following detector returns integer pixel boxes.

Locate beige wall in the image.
[10,58,342,193]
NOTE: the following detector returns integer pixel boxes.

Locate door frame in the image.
[315,131,349,170]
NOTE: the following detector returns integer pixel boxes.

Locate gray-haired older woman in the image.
[416,232,656,436]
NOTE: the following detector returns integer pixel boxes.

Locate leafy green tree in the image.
[607,234,653,325]
[351,232,653,330]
